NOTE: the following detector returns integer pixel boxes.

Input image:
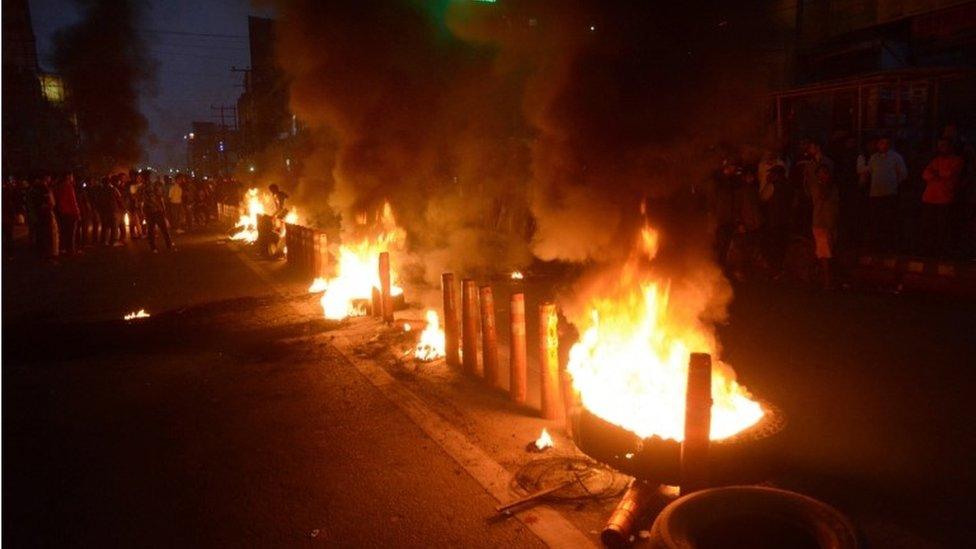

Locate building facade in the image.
[2,0,78,176]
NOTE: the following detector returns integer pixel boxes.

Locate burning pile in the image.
[230,188,265,243]
[312,202,405,320]
[567,223,764,442]
[413,310,446,361]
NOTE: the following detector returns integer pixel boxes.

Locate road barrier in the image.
[284,222,328,279]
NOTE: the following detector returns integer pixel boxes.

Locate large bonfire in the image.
[566,213,764,442]
[230,188,299,243]
[309,202,405,320]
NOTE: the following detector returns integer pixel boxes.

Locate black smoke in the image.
[272,0,786,312]
[53,0,155,174]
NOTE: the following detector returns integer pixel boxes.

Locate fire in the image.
[567,222,763,442]
[308,277,328,293]
[511,271,524,280]
[413,310,446,361]
[230,188,265,243]
[284,209,299,225]
[123,213,130,229]
[123,309,150,320]
[534,428,554,451]
[318,202,405,320]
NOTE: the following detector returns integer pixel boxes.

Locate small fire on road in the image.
[533,428,554,451]
[413,310,446,361]
[123,309,150,321]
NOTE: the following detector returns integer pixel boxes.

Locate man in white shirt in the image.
[865,138,907,251]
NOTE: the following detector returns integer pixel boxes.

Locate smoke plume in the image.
[272,1,785,320]
[53,0,154,174]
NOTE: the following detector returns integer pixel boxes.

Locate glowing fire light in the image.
[123,213,130,229]
[230,188,265,243]
[567,221,763,442]
[534,428,554,451]
[123,309,150,320]
[413,310,446,361]
[284,210,299,225]
[308,277,328,293]
[511,271,524,280]
[318,202,405,320]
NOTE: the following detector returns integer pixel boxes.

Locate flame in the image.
[284,209,299,225]
[511,271,524,280]
[308,277,328,293]
[534,428,554,451]
[413,310,446,361]
[230,188,265,243]
[123,309,150,320]
[318,202,405,320]
[567,224,763,442]
[123,213,130,229]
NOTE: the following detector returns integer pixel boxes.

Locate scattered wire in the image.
[511,456,628,504]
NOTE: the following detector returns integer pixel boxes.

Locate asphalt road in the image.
[721,282,976,547]
[4,230,975,547]
[3,233,544,547]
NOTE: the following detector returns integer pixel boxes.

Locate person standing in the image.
[142,176,175,252]
[167,175,184,232]
[921,138,964,257]
[864,137,907,252]
[54,174,82,255]
[27,177,59,261]
[127,173,144,240]
[811,165,840,289]
[96,177,124,246]
[3,179,18,259]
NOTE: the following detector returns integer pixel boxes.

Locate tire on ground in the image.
[649,485,859,549]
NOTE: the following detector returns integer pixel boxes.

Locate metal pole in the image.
[680,352,712,495]
[462,279,480,376]
[509,293,528,405]
[442,273,460,367]
[480,285,500,389]
[379,251,393,322]
[539,302,562,421]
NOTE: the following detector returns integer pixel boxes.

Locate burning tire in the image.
[571,403,786,485]
[648,486,859,549]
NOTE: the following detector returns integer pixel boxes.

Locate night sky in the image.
[29,0,274,169]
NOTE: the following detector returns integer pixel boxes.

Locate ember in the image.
[413,310,446,361]
[510,271,524,280]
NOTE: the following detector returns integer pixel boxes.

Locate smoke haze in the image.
[271,0,785,321]
[53,0,155,174]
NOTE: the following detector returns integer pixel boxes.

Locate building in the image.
[2,0,78,176]
[186,121,239,177]
[771,0,976,149]
[236,16,296,176]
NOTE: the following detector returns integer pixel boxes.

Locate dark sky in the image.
[29,0,274,169]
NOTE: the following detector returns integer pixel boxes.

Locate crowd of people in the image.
[2,170,244,263]
[712,124,976,288]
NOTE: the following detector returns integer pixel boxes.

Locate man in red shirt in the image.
[921,138,964,257]
[54,174,82,255]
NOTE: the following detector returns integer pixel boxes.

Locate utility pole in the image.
[231,66,251,162]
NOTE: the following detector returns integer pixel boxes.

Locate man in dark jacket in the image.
[142,175,175,252]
